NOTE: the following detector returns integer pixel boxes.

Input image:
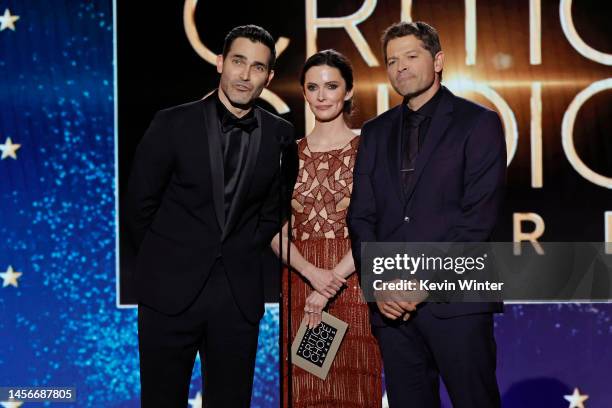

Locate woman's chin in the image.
[313,111,343,123]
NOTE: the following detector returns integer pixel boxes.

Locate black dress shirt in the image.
[215,94,257,219]
[401,87,443,193]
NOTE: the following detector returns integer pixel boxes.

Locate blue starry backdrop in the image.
[0,0,611,407]
[0,1,280,407]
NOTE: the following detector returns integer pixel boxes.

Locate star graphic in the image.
[188,391,202,408]
[0,265,22,288]
[1,401,24,408]
[0,137,21,159]
[564,387,589,408]
[0,8,19,31]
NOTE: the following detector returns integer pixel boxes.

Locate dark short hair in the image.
[222,25,276,70]
[381,21,442,64]
[300,49,354,115]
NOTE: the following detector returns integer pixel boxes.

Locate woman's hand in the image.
[303,265,346,298]
[304,291,329,328]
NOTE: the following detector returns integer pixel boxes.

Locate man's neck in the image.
[405,80,441,111]
[217,87,251,118]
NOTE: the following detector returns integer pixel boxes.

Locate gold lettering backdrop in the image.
[115,0,610,304]
[179,0,611,243]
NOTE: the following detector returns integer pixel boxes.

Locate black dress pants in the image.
[138,260,259,408]
[373,303,500,408]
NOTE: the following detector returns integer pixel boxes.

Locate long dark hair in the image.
[299,49,354,116]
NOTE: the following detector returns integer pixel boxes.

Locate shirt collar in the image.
[406,86,443,118]
[215,91,255,123]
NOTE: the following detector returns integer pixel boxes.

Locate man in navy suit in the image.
[347,22,506,407]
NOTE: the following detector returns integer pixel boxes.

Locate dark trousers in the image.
[138,260,259,408]
[373,304,500,408]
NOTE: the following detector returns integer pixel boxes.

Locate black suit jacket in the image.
[347,86,506,320]
[126,93,295,323]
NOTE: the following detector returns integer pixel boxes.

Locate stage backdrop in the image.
[1,0,610,407]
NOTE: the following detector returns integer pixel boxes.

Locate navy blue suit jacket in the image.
[347,86,506,320]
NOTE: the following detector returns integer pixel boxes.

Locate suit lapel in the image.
[202,94,225,231]
[386,105,406,203]
[404,87,454,203]
[222,107,263,240]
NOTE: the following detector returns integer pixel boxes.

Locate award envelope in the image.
[290,312,348,380]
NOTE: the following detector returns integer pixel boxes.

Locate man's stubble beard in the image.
[220,80,259,110]
[395,74,436,101]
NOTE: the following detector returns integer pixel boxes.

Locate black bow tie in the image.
[221,113,258,133]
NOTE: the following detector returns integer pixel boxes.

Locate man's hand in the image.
[375,300,418,320]
[375,300,406,320]
[304,291,328,328]
[374,279,428,320]
[303,265,346,298]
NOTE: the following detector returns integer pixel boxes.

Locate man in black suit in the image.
[126,25,295,407]
[347,22,506,407]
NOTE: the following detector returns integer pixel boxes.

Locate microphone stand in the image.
[278,139,295,408]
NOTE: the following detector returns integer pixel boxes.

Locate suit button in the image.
[404,216,410,223]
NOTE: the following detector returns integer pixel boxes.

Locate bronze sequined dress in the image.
[282,136,382,407]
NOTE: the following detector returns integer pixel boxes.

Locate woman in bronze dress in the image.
[272,49,382,407]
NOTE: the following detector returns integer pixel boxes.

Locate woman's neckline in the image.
[304,134,358,153]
